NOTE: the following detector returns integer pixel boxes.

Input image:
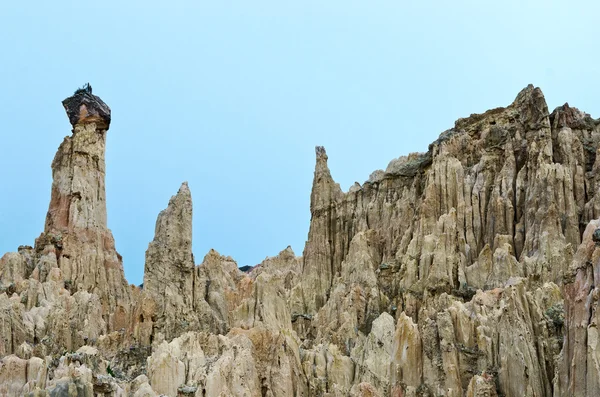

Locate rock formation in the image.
[142,182,197,341]
[1,84,600,395]
[0,89,133,361]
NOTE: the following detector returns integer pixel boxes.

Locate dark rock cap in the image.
[62,85,111,129]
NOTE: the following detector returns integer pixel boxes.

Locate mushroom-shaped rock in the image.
[62,85,111,129]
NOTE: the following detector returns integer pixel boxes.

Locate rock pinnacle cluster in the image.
[1,85,600,396]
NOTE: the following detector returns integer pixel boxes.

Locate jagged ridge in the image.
[0,85,599,396]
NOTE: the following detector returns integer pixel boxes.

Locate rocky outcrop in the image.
[142,182,197,341]
[0,89,133,360]
[0,346,126,397]
[296,146,344,315]
[41,89,131,330]
[2,84,600,395]
[554,220,600,396]
[146,328,307,397]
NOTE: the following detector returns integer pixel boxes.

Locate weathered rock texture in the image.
[0,89,133,363]
[1,85,600,396]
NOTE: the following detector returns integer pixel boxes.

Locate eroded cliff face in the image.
[0,85,599,396]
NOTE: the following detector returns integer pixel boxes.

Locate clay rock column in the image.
[34,87,131,331]
[46,89,111,234]
[299,146,343,314]
[143,182,196,340]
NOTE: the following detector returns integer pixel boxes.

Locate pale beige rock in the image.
[147,328,306,397]
[233,249,297,331]
[351,312,395,393]
[296,146,343,315]
[193,249,245,334]
[143,182,197,341]
[4,85,600,396]
[0,355,28,397]
[311,231,384,353]
[466,374,498,397]
[130,375,158,397]
[38,117,132,332]
[301,343,354,395]
[391,312,422,392]
[147,338,187,396]
[0,90,133,360]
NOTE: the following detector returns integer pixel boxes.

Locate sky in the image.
[1,1,600,286]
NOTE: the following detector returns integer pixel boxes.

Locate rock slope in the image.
[1,85,599,396]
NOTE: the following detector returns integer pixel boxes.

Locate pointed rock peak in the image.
[153,183,193,247]
[314,145,332,173]
[278,245,296,258]
[202,248,228,262]
[512,83,535,99]
[62,84,111,129]
[314,146,331,173]
[514,83,536,96]
[143,188,194,324]
[199,249,239,274]
[550,102,596,130]
[512,84,546,108]
[168,182,192,207]
[176,181,191,197]
[511,84,549,127]
[315,145,327,158]
[310,146,342,210]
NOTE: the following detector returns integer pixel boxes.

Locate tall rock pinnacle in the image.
[35,87,131,330]
[143,182,196,340]
[45,88,111,234]
[297,146,343,314]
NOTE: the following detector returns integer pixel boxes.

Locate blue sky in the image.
[1,1,599,285]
